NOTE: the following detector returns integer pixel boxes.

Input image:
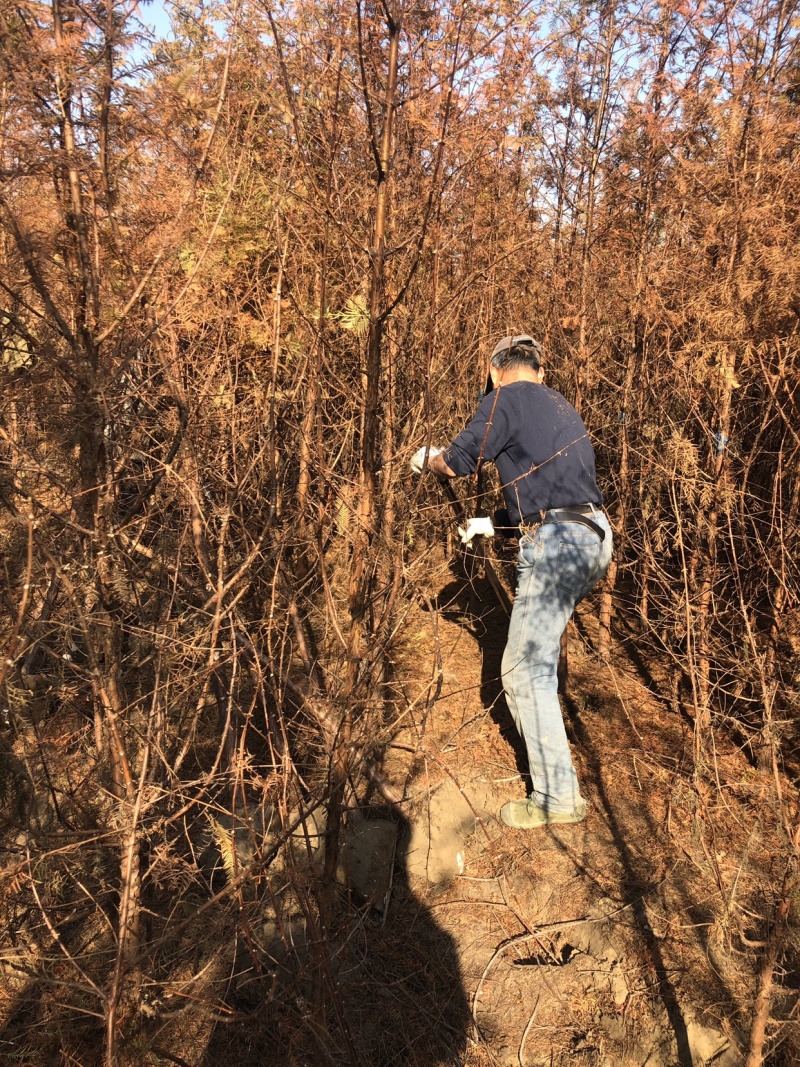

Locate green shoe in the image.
[500,798,587,829]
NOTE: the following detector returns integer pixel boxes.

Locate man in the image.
[411,335,612,828]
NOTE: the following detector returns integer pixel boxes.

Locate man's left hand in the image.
[410,445,442,474]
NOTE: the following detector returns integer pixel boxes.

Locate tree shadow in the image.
[432,560,531,792]
[560,684,744,1066]
[428,559,730,1067]
[559,693,694,1066]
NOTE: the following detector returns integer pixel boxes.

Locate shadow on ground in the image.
[430,558,739,1067]
[201,811,472,1067]
[434,563,531,793]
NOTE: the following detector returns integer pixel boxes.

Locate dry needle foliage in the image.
[0,0,799,1065]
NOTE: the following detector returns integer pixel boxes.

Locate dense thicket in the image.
[1,0,799,1063]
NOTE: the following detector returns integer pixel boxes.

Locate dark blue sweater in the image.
[443,381,602,525]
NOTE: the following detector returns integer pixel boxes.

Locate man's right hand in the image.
[458,516,495,546]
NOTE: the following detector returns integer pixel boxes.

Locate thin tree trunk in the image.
[745,888,792,1066]
[574,5,615,413]
[347,3,402,677]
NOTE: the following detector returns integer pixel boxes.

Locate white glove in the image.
[410,445,442,474]
[458,516,495,546]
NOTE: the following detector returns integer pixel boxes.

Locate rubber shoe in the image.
[500,798,586,829]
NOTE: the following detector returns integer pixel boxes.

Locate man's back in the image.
[444,381,602,523]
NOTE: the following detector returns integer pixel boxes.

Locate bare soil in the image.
[375,554,798,1067]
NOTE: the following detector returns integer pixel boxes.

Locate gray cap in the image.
[485,336,542,395]
[488,339,546,377]
[490,334,542,366]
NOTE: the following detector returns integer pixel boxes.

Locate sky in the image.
[135,0,175,41]
[132,1,232,53]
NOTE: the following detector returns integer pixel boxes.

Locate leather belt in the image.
[547,504,596,517]
[521,504,606,542]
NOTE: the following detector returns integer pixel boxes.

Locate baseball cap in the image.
[484,334,543,394]
[491,334,542,364]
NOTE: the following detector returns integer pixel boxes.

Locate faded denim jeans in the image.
[501,512,613,814]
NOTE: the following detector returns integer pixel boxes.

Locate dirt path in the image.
[382,561,787,1067]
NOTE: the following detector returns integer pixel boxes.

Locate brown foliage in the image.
[1,0,799,1064]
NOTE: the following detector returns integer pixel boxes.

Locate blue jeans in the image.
[501,512,613,814]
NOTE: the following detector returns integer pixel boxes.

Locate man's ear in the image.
[536,367,545,383]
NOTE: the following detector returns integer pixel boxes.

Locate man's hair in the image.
[490,334,543,372]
